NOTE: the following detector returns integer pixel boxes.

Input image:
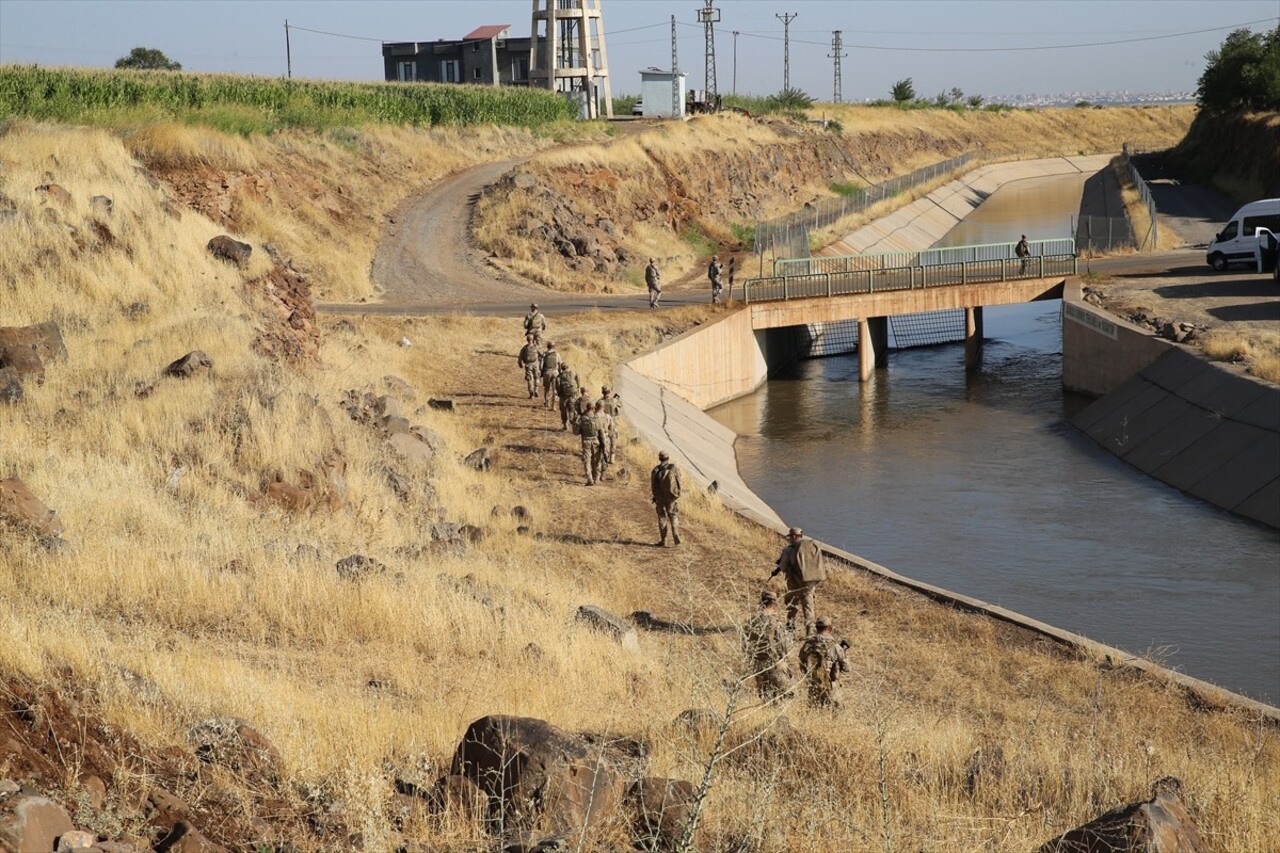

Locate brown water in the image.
[710,173,1280,703]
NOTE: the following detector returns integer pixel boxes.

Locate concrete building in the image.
[382,25,533,86]
[638,69,686,119]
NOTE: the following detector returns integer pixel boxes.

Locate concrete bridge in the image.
[740,239,1076,380]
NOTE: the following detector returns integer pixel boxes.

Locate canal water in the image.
[710,173,1280,703]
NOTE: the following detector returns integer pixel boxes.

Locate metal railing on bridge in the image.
[772,237,1075,276]
[742,251,1078,304]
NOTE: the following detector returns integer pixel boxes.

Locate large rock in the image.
[206,235,252,268]
[1037,777,1207,853]
[575,605,639,652]
[153,820,230,853]
[0,365,22,404]
[0,345,44,383]
[450,715,623,836]
[0,322,67,362]
[388,433,435,469]
[163,351,212,379]
[0,478,64,536]
[626,778,697,852]
[0,794,75,852]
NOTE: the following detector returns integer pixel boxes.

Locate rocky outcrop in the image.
[626,778,697,852]
[206,235,252,268]
[163,350,213,379]
[1038,777,1207,853]
[247,258,319,364]
[0,478,64,537]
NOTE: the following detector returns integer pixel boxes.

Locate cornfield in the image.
[0,65,577,130]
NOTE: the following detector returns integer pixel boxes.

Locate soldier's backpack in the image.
[654,462,680,500]
[557,370,577,398]
[578,414,599,438]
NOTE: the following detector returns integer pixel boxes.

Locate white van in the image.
[1206,198,1280,271]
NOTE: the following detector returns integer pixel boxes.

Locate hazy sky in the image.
[1,0,1277,100]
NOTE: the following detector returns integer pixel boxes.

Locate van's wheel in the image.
[1209,253,1229,272]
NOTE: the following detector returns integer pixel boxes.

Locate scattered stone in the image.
[146,787,191,827]
[513,173,537,190]
[38,535,74,555]
[0,478,64,536]
[1037,777,1207,853]
[0,344,44,383]
[388,432,435,469]
[89,194,114,215]
[383,415,411,435]
[424,774,488,819]
[706,479,718,493]
[399,337,412,348]
[56,828,97,850]
[671,708,722,737]
[35,183,72,206]
[153,820,230,853]
[450,715,623,835]
[383,375,414,398]
[122,301,150,319]
[521,642,544,661]
[512,505,532,521]
[427,397,455,411]
[0,795,75,853]
[574,605,640,652]
[516,525,531,535]
[263,476,319,513]
[330,319,358,335]
[430,522,485,548]
[384,466,412,501]
[626,778,697,852]
[188,718,280,777]
[0,365,22,403]
[335,554,388,581]
[206,235,252,268]
[464,447,493,472]
[80,775,107,810]
[162,350,212,379]
[0,322,62,362]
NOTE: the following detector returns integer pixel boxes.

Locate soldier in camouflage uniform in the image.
[649,450,682,546]
[556,363,579,430]
[596,385,622,478]
[770,526,826,636]
[540,342,562,410]
[578,401,605,485]
[591,400,614,480]
[797,616,849,708]
[742,590,793,700]
[574,385,593,429]
[523,303,547,344]
[517,334,542,399]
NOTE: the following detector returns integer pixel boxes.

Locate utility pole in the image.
[776,12,797,91]
[829,30,846,103]
[671,15,680,118]
[732,30,739,95]
[698,0,720,101]
[284,20,292,79]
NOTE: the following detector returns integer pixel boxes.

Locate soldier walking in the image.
[574,385,593,429]
[517,334,542,399]
[649,450,682,546]
[556,363,579,430]
[597,385,622,478]
[524,303,547,343]
[1015,234,1031,274]
[645,258,662,309]
[797,616,849,708]
[579,402,605,485]
[770,527,826,635]
[742,590,793,700]
[590,400,613,482]
[540,342,561,410]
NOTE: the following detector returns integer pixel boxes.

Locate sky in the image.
[1,0,1277,101]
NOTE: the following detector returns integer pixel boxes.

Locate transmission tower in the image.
[829,30,846,103]
[776,12,797,91]
[698,0,720,101]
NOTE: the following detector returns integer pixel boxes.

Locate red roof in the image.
[464,25,511,41]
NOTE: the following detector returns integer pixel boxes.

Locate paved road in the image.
[1131,152,1239,248]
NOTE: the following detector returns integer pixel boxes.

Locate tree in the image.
[1196,25,1280,111]
[766,87,814,110]
[949,87,964,103]
[890,78,915,102]
[115,47,182,71]
[966,94,985,109]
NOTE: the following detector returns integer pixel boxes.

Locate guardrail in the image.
[742,254,1078,303]
[774,237,1075,276]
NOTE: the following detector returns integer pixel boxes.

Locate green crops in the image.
[0,66,577,131]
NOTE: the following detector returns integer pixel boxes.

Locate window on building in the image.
[472,41,482,52]
[440,59,461,83]
[474,67,483,80]
[512,57,530,81]
[396,61,417,82]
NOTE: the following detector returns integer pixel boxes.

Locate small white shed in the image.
[639,69,686,119]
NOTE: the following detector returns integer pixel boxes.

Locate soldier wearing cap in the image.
[578,400,607,485]
[591,399,614,481]
[742,589,792,700]
[596,385,622,477]
[798,616,849,707]
[540,342,561,410]
[523,303,547,344]
[517,334,542,399]
[649,450,682,546]
[770,526,827,635]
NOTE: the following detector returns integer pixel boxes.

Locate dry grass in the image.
[2,116,1278,852]
[1201,328,1280,384]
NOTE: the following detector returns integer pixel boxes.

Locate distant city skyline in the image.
[0,0,1276,102]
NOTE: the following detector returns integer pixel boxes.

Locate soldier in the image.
[645,258,662,308]
[596,385,622,478]
[578,400,604,485]
[556,363,579,430]
[574,385,593,429]
[742,590,792,700]
[523,303,547,343]
[540,342,561,410]
[770,526,826,635]
[590,400,613,482]
[797,616,849,708]
[517,334,542,399]
[649,450,682,546]
[708,255,724,304]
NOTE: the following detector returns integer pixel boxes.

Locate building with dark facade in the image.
[382,25,532,86]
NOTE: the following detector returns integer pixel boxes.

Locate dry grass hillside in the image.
[473,105,1195,291]
[2,111,1277,853]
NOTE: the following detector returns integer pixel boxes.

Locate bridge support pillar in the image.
[964,306,984,372]
[858,316,889,381]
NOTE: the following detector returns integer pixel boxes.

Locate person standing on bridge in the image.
[1015,234,1031,274]
[645,258,662,308]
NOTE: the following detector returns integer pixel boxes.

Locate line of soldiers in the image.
[742,527,848,708]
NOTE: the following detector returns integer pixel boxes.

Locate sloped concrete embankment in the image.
[1063,287,1280,529]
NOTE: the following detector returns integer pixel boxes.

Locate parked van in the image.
[1206,198,1280,271]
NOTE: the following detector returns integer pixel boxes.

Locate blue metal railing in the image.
[742,252,1078,304]
[773,237,1075,276]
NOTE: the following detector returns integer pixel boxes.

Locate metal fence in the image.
[1119,142,1158,250]
[743,254,1078,303]
[1073,214,1136,253]
[775,237,1075,276]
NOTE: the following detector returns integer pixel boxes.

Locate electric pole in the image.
[829,30,846,103]
[698,0,721,101]
[284,20,292,79]
[732,30,739,95]
[671,15,680,117]
[776,12,797,91]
